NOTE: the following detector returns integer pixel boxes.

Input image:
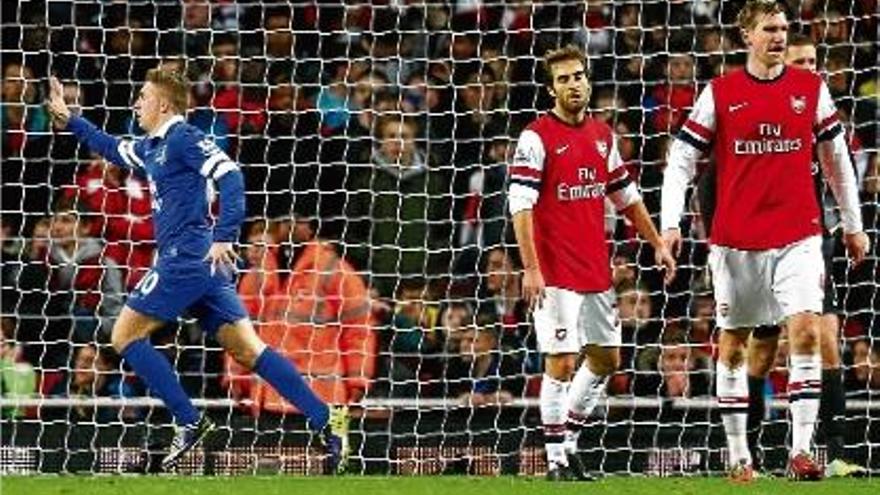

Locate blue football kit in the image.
[67,114,248,333]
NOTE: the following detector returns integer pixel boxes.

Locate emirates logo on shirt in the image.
[790,96,806,114]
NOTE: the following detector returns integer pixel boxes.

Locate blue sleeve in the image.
[66,115,145,170]
[177,128,244,242]
[213,170,245,242]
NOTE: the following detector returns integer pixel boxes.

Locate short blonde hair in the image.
[737,0,786,32]
[145,67,188,114]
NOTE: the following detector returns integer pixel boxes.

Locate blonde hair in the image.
[145,67,188,114]
[737,0,786,32]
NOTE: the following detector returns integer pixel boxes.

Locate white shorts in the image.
[533,286,621,354]
[708,235,824,329]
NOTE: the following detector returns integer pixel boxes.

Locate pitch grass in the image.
[3,475,880,495]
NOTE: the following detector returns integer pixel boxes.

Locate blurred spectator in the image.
[47,210,124,341]
[211,34,267,142]
[264,6,295,59]
[49,343,141,423]
[344,71,396,164]
[189,80,233,154]
[344,115,451,297]
[316,65,350,135]
[0,317,36,419]
[648,53,697,134]
[437,301,475,355]
[443,324,525,405]
[227,213,376,412]
[591,87,631,136]
[1,61,50,157]
[183,0,211,56]
[688,292,716,359]
[810,8,849,46]
[379,279,441,398]
[453,134,510,274]
[617,281,656,344]
[633,323,710,398]
[611,250,638,291]
[61,159,155,290]
[451,68,507,169]
[479,247,530,351]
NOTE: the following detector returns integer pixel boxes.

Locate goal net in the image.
[1,0,877,477]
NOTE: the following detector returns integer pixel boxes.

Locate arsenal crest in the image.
[790,95,806,114]
[595,140,608,159]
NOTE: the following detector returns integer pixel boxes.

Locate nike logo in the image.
[555,144,570,155]
[728,102,748,113]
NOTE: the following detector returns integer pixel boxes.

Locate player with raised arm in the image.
[661,1,869,483]
[509,45,676,482]
[45,70,350,473]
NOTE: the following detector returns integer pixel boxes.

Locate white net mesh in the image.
[0,0,877,476]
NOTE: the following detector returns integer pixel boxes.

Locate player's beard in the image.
[560,95,587,118]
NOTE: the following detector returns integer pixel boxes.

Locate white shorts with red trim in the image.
[533,286,621,354]
[709,235,824,329]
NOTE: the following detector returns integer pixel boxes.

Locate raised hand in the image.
[46,76,71,129]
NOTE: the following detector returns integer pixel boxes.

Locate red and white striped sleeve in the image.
[815,80,862,234]
[676,84,716,153]
[508,129,546,215]
[661,84,715,230]
[814,80,843,142]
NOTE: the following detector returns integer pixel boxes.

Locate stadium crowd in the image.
[0,0,877,424]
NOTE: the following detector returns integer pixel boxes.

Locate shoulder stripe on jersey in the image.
[683,120,712,142]
[606,176,632,194]
[815,114,840,136]
[608,166,628,181]
[118,140,143,169]
[816,123,843,142]
[200,153,227,177]
[510,178,540,190]
[509,166,541,179]
[676,129,710,153]
[212,160,239,180]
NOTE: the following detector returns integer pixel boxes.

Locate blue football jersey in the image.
[67,115,245,266]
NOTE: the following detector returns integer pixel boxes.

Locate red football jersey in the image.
[678,67,840,249]
[508,113,638,292]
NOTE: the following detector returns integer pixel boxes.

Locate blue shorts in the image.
[126,260,248,334]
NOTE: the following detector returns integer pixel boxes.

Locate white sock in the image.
[789,354,822,456]
[541,374,570,467]
[717,361,751,467]
[564,364,608,454]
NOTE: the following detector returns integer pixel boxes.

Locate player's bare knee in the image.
[790,327,819,354]
[719,330,748,368]
[544,353,577,380]
[586,347,619,376]
[230,346,258,369]
[110,310,153,352]
[217,319,265,370]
